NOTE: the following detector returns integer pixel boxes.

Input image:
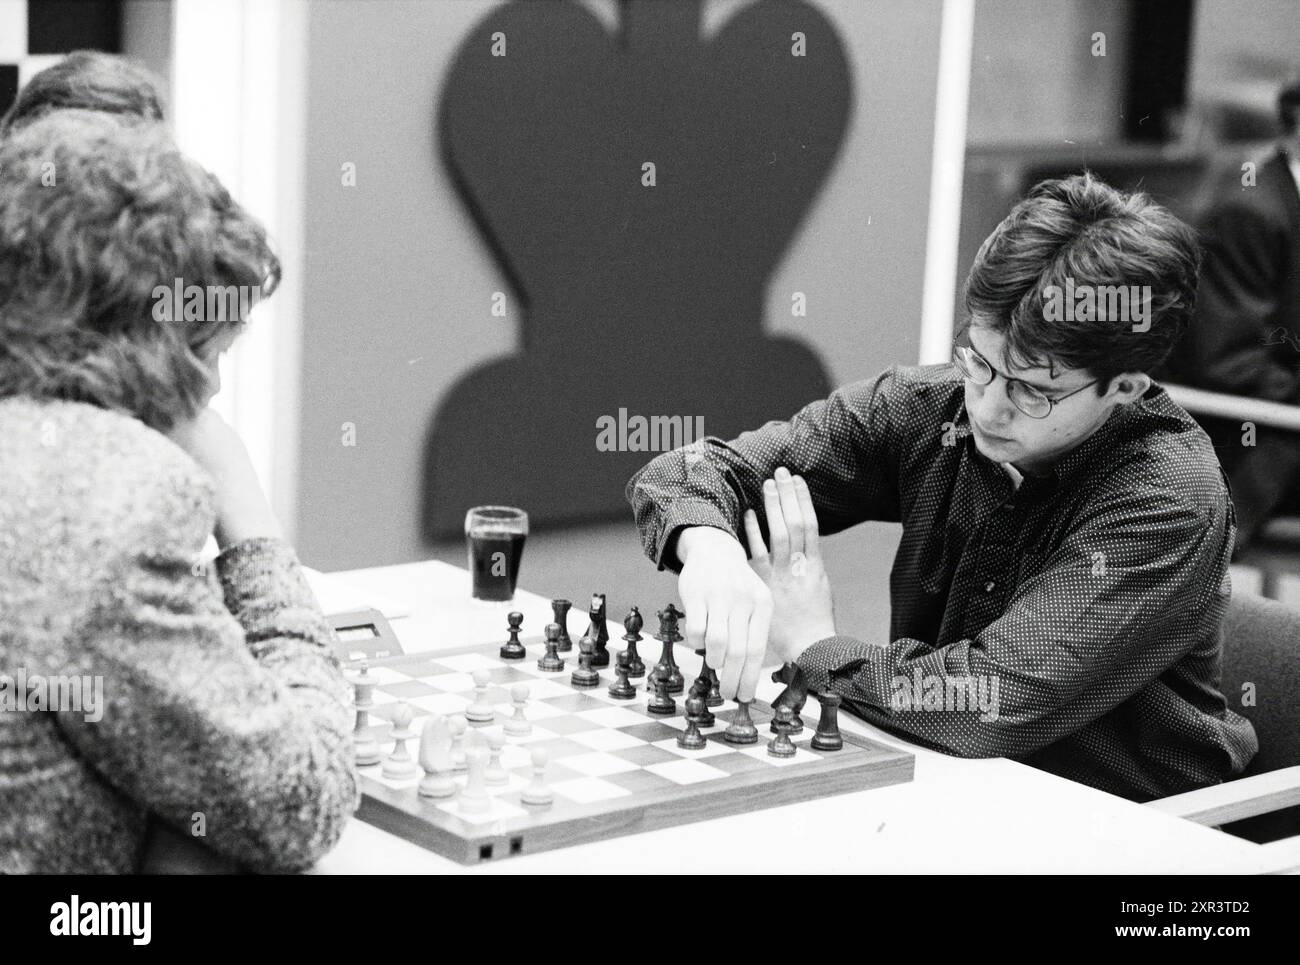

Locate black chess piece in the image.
[767,704,797,758]
[723,700,759,745]
[646,669,676,716]
[499,611,527,660]
[622,607,647,678]
[677,696,708,750]
[704,663,723,707]
[770,662,808,733]
[608,650,636,700]
[588,593,610,668]
[654,604,685,694]
[571,633,600,688]
[811,692,844,752]
[687,665,716,727]
[551,599,573,652]
[537,623,565,672]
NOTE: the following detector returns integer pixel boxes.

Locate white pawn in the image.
[466,668,495,724]
[485,732,508,786]
[417,716,456,799]
[458,744,491,814]
[520,746,553,807]
[449,715,468,772]
[382,703,419,780]
[504,683,532,736]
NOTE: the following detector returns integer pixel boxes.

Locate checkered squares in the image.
[349,635,911,863]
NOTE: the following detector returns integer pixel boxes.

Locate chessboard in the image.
[348,617,915,865]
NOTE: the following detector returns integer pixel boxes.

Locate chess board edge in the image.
[348,642,916,865]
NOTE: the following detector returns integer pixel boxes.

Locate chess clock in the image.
[328,608,404,663]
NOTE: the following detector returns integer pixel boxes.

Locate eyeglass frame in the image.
[951,343,1100,420]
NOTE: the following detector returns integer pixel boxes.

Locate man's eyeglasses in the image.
[951,344,1098,420]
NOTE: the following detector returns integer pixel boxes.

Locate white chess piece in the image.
[504,683,532,736]
[382,703,419,780]
[466,668,495,724]
[520,746,553,807]
[485,732,508,786]
[417,716,457,799]
[449,715,468,772]
[458,745,491,814]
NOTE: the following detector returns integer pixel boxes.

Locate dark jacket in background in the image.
[1157,149,1300,551]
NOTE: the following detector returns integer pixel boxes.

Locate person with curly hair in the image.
[0,49,166,136]
[0,110,358,873]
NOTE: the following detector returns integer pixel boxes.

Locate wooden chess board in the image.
[351,637,915,865]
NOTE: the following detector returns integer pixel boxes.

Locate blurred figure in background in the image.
[0,49,166,135]
[1159,75,1300,556]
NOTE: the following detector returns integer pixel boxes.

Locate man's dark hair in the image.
[1279,74,1300,135]
[0,50,165,136]
[961,172,1201,394]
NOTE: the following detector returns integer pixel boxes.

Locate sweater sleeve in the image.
[55,535,359,873]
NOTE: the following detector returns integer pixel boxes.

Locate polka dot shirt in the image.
[627,363,1259,801]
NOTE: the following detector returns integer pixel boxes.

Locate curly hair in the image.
[960,172,1201,394]
[0,110,280,431]
[0,50,166,136]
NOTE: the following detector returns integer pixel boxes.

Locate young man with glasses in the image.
[627,174,1257,801]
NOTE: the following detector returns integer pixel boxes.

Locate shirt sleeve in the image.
[795,487,1230,759]
[626,366,902,572]
[55,536,360,873]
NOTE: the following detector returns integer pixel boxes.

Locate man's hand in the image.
[742,467,836,664]
[675,527,774,703]
[166,408,283,548]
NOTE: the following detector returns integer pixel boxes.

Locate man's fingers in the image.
[762,479,790,566]
[742,509,767,562]
[792,475,821,560]
[681,589,707,656]
[705,598,734,691]
[738,597,772,703]
[774,467,805,558]
[724,605,753,701]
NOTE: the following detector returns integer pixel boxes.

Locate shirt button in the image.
[983,580,996,593]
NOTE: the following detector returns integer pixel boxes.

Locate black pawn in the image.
[770,706,804,736]
[677,696,708,750]
[551,599,573,652]
[704,664,723,707]
[687,669,716,728]
[811,693,844,752]
[646,670,676,716]
[571,634,600,688]
[767,705,797,758]
[622,607,647,678]
[499,611,526,660]
[588,593,610,668]
[537,623,565,672]
[608,650,636,700]
[723,700,759,744]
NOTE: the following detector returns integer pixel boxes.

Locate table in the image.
[308,560,1293,874]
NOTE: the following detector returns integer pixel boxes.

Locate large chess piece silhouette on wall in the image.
[425,0,850,539]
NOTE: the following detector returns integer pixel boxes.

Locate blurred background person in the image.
[1157,75,1300,555]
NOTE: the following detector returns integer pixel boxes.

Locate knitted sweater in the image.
[0,397,359,873]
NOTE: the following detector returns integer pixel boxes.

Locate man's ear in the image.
[1108,372,1152,404]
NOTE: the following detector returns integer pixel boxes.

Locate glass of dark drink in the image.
[465,506,528,602]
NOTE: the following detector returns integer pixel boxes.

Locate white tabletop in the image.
[309,560,1283,874]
